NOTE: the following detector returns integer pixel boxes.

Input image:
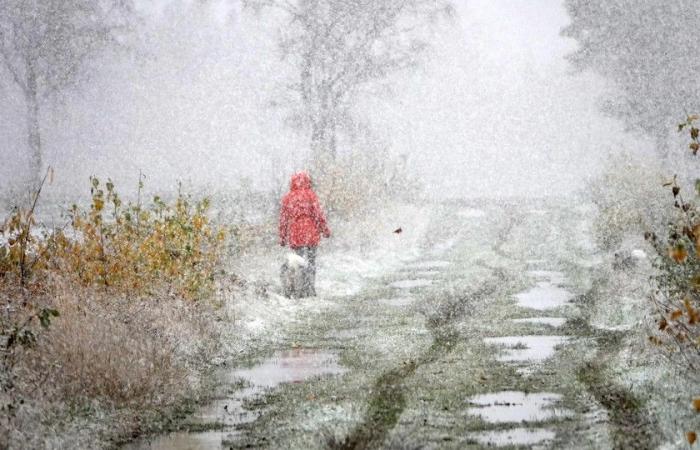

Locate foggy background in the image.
[0,0,649,201]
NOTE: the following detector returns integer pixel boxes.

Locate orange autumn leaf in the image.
[688,431,697,445]
[671,310,684,321]
[670,245,689,264]
[693,398,700,412]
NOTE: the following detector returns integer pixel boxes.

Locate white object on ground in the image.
[286,252,308,268]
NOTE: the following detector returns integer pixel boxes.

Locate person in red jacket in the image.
[279,172,331,297]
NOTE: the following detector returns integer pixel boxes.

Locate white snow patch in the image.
[457,208,486,218]
[315,204,434,296]
[408,260,451,269]
[631,249,647,259]
[390,279,433,289]
[512,317,567,328]
[377,297,414,307]
[412,270,442,277]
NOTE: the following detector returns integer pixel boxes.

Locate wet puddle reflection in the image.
[124,349,345,449]
[483,335,569,363]
[469,427,556,447]
[466,391,572,423]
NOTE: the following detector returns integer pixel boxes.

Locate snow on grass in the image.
[512,317,567,327]
[457,208,486,219]
[223,203,439,357]
[390,279,433,289]
[377,297,414,307]
[407,260,451,269]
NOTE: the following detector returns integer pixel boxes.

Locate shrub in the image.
[1,176,225,300]
[0,174,227,447]
[310,148,420,218]
[645,116,700,371]
[585,151,671,251]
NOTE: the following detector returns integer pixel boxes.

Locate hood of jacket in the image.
[290,172,312,191]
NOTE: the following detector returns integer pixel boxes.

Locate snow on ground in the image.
[220,202,436,355]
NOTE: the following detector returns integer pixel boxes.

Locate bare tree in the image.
[562,0,700,156]
[0,0,133,187]
[245,0,452,161]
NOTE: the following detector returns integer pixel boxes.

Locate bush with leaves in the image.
[642,115,700,445]
[646,116,700,368]
[585,151,671,252]
[0,173,227,447]
[1,176,225,300]
[310,148,421,218]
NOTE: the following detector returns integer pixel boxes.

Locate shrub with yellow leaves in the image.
[631,116,700,445]
[1,176,225,301]
[645,115,700,370]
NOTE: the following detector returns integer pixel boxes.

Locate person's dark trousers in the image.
[293,246,317,297]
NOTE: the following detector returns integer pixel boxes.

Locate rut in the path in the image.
[329,273,504,450]
[570,289,663,450]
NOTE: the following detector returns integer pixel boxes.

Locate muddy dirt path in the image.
[126,202,657,449]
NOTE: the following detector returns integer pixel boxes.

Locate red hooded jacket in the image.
[279,172,331,248]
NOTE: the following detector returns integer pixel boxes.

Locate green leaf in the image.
[37,308,60,329]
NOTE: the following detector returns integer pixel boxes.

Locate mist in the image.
[6,1,700,448]
[0,0,643,201]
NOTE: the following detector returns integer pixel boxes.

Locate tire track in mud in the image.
[329,268,506,449]
[329,212,519,449]
[570,290,662,450]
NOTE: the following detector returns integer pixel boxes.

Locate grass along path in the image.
[128,200,659,449]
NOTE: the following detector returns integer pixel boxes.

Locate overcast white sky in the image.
[0,0,645,200]
[363,0,642,198]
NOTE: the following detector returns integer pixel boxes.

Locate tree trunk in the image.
[310,114,337,162]
[25,68,42,190]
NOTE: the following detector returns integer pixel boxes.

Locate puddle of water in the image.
[468,427,556,447]
[408,260,450,269]
[123,431,231,450]
[515,282,573,310]
[125,349,345,450]
[527,270,566,284]
[390,279,433,289]
[483,336,568,363]
[466,391,572,423]
[225,349,346,388]
[377,297,414,307]
[512,317,567,328]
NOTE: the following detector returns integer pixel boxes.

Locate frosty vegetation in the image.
[2,0,700,448]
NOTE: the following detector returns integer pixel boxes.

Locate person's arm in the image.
[279,200,290,246]
[313,197,331,238]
